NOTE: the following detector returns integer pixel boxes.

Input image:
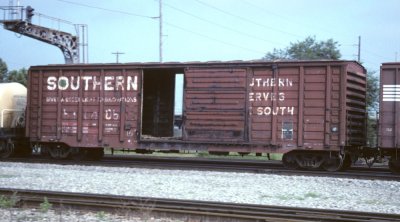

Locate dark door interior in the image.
[141,69,180,137]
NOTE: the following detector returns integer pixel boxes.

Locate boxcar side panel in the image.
[26,61,366,153]
[248,64,345,151]
[380,63,400,148]
[249,66,299,147]
[27,67,141,149]
[303,66,327,149]
[184,68,247,142]
[328,66,341,147]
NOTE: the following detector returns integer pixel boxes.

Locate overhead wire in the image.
[363,48,393,61]
[241,0,339,37]
[194,0,304,38]
[57,0,386,62]
[238,0,390,68]
[56,0,159,19]
[165,21,266,55]
[56,0,269,56]
[163,2,284,46]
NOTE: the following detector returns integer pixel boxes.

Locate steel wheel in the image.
[0,141,14,158]
[282,153,299,169]
[48,145,71,159]
[322,154,343,172]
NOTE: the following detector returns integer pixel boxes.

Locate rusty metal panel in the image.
[184,68,247,142]
[26,61,367,153]
[27,66,141,148]
[303,66,327,149]
[297,66,304,147]
[379,63,400,148]
[248,61,365,151]
[249,66,298,147]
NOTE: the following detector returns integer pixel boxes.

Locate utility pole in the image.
[357,36,361,62]
[112,51,124,63]
[159,0,163,62]
[82,25,87,63]
[75,24,88,63]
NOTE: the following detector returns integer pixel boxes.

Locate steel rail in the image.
[2,155,400,181]
[0,188,399,222]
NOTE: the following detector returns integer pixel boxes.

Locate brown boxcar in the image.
[26,60,366,170]
[379,62,400,173]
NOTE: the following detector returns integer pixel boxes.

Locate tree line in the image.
[0,58,28,86]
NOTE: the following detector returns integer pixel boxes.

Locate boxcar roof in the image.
[381,62,400,66]
[30,59,366,72]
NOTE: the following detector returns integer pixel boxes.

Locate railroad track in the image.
[2,155,400,181]
[0,188,399,222]
[104,155,400,181]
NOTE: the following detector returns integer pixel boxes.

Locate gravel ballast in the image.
[0,162,399,214]
[0,208,183,222]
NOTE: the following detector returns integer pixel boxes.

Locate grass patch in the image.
[0,193,19,208]
[39,197,52,213]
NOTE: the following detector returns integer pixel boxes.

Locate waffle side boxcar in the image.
[379,62,400,173]
[26,60,367,171]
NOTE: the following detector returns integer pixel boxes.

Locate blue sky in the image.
[0,0,399,73]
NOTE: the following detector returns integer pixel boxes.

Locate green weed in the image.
[0,193,19,208]
[39,197,52,213]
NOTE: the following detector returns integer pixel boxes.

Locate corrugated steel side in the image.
[26,61,366,152]
[27,67,141,148]
[182,61,366,151]
[183,68,247,142]
[379,63,400,148]
[345,67,367,146]
[248,64,345,150]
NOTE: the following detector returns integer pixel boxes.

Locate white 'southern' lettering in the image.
[47,75,138,91]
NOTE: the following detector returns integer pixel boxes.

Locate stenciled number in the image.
[105,109,119,120]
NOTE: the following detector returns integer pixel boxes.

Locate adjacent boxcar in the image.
[27,60,366,170]
[379,62,400,173]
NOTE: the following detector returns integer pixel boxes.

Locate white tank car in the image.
[0,82,27,128]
